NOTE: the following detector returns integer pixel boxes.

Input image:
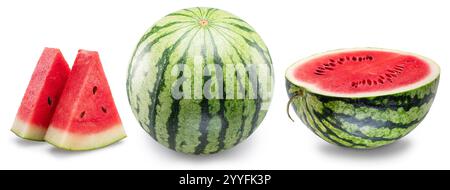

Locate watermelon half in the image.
[11,48,70,141]
[285,48,440,149]
[45,50,126,150]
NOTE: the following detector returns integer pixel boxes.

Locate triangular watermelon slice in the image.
[11,48,70,141]
[45,50,126,150]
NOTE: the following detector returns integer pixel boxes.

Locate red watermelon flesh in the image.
[286,48,439,97]
[45,50,126,150]
[11,48,70,141]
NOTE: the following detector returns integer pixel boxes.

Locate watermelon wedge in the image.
[11,48,70,141]
[286,48,440,148]
[45,50,126,150]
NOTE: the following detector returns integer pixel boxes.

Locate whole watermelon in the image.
[127,7,273,154]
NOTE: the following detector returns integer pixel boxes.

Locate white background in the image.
[0,0,449,170]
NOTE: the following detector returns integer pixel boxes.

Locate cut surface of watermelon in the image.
[11,48,70,141]
[286,48,440,97]
[45,50,126,150]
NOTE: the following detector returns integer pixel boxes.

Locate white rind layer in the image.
[285,48,441,97]
[11,118,47,141]
[44,125,127,151]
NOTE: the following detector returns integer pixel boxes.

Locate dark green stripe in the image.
[195,39,210,154]
[148,28,197,143]
[209,26,254,100]
[248,77,261,135]
[304,97,360,147]
[128,25,189,101]
[243,38,272,73]
[210,27,253,144]
[134,95,141,114]
[315,94,434,129]
[223,22,254,33]
[183,8,202,20]
[302,111,341,146]
[133,29,180,75]
[209,24,271,136]
[133,95,155,138]
[293,96,323,135]
[315,108,401,141]
[316,90,435,112]
[209,26,249,65]
[303,98,358,147]
[167,63,185,149]
[211,27,254,143]
[245,42,272,135]
[136,24,195,60]
[220,17,246,23]
[143,22,188,42]
[211,24,272,74]
[167,29,200,149]
[207,28,228,153]
[290,86,402,143]
[334,112,424,130]
[196,7,204,17]
[167,68,182,149]
[287,81,424,147]
[211,24,252,38]
[167,13,194,18]
[204,8,217,18]
[234,109,247,145]
[146,48,170,139]
[195,90,212,154]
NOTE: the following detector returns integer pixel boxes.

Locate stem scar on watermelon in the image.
[45,50,126,151]
[11,48,70,141]
[286,48,440,149]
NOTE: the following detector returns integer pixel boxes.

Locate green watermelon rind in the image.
[126,7,274,154]
[286,76,439,149]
